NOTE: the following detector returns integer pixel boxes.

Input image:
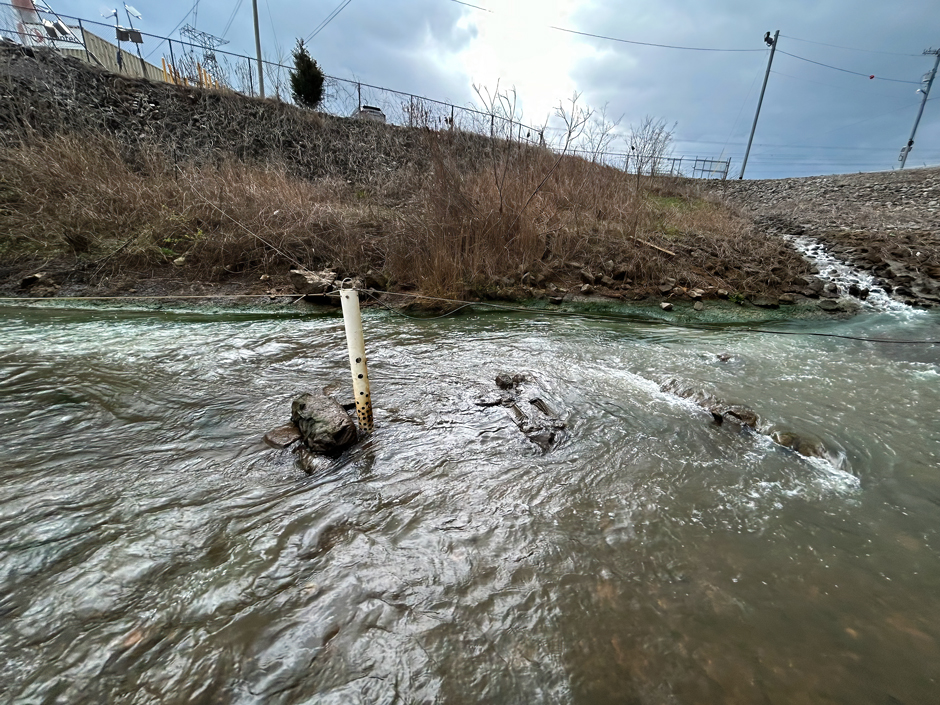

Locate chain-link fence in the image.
[0,2,730,179]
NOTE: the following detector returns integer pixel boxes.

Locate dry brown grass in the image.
[0,134,391,278]
[387,130,806,297]
[0,130,808,299]
[0,42,812,300]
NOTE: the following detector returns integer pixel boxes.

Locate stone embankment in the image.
[713,168,940,307]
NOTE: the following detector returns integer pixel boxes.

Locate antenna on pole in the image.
[100,7,125,71]
[898,47,940,169]
[122,3,146,76]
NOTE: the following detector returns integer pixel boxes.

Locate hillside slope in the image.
[2,39,936,308]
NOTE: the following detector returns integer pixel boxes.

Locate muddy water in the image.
[0,303,938,704]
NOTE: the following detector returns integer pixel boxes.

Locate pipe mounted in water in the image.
[339,285,374,434]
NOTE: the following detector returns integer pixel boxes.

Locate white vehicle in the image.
[352,105,386,123]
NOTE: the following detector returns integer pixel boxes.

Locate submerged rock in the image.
[263,423,303,449]
[817,299,844,313]
[290,392,357,456]
[771,430,828,459]
[482,373,566,450]
[661,379,832,459]
[750,296,780,309]
[661,379,761,430]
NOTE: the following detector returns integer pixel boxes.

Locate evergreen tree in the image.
[289,39,324,109]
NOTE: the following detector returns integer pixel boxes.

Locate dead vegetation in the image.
[0,40,812,302]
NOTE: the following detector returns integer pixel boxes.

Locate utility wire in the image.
[781,34,923,57]
[547,25,765,52]
[722,56,768,156]
[264,0,282,63]
[448,0,762,52]
[812,99,927,136]
[778,50,920,84]
[770,69,903,99]
[221,0,244,39]
[306,0,353,42]
[450,0,491,11]
[143,0,200,59]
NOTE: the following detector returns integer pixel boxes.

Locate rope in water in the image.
[1,288,937,345]
[361,290,940,345]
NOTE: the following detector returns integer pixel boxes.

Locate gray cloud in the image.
[61,0,940,177]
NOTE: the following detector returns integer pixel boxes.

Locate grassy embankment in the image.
[0,43,809,302]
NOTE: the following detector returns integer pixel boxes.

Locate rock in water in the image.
[771,430,828,459]
[291,392,357,456]
[289,269,337,296]
[817,299,843,313]
[263,423,302,449]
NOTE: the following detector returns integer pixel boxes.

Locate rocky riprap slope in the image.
[714,168,940,307]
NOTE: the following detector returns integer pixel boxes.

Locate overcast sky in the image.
[31,1,940,178]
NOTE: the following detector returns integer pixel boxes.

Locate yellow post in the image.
[161,57,167,83]
[340,287,374,434]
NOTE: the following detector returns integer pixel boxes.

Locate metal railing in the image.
[0,2,730,179]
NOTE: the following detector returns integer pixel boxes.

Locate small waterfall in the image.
[787,235,912,313]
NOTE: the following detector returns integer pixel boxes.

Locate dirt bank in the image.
[1,39,937,310]
[0,40,822,308]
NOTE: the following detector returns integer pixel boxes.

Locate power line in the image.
[450,0,491,11]
[770,69,903,99]
[144,0,200,59]
[813,99,928,136]
[264,0,281,58]
[306,0,353,42]
[676,138,933,153]
[722,57,768,157]
[781,34,922,57]
[221,0,244,39]
[448,0,763,52]
[547,25,765,52]
[778,50,920,84]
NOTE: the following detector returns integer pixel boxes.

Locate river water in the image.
[0,299,938,704]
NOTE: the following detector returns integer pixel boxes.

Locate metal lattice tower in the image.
[179,23,228,79]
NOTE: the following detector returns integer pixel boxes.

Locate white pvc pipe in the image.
[340,288,374,434]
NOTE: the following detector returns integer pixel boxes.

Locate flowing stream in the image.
[0,298,938,704]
